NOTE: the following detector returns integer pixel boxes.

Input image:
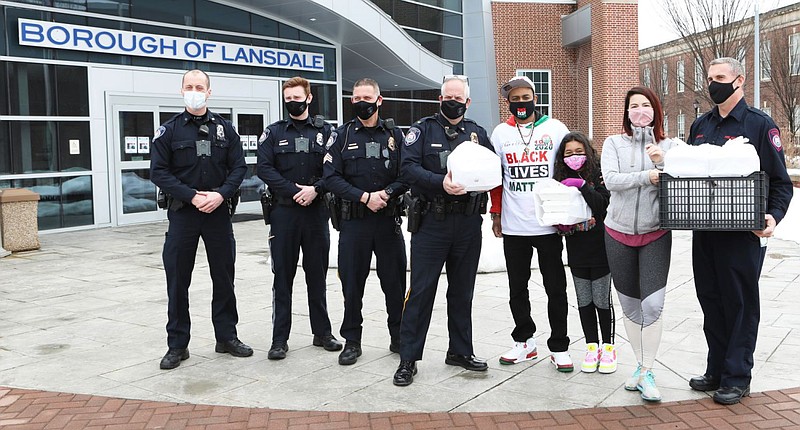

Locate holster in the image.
[464,192,488,216]
[157,189,168,209]
[227,189,241,217]
[404,192,424,233]
[260,188,273,225]
[324,192,341,231]
[432,195,446,221]
[157,189,184,211]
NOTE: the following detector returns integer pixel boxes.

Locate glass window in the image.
[405,29,463,61]
[517,70,551,117]
[6,62,89,116]
[130,0,193,26]
[58,122,92,171]
[0,122,10,174]
[677,113,685,140]
[122,169,156,214]
[0,62,7,116]
[251,14,279,38]
[790,34,800,75]
[643,66,651,88]
[88,0,131,16]
[761,40,771,81]
[10,121,57,173]
[119,112,154,162]
[695,60,704,90]
[677,60,685,93]
[305,84,338,121]
[11,175,94,230]
[236,113,264,159]
[663,114,669,136]
[196,2,249,33]
[239,165,264,203]
[661,62,668,95]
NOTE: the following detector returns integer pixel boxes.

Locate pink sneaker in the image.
[598,343,617,374]
[581,343,600,373]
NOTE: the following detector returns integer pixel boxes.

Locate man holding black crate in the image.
[686,57,793,405]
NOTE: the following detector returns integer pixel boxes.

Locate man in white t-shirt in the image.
[489,76,572,371]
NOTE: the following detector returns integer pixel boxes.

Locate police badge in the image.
[470,132,478,144]
[216,124,225,140]
[316,132,323,146]
[388,136,395,151]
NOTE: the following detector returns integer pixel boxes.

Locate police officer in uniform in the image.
[323,78,408,365]
[257,76,342,360]
[151,69,253,370]
[687,57,793,404]
[393,75,492,386]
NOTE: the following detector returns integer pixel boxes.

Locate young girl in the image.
[552,131,616,374]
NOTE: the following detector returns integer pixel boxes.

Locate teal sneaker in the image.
[637,370,662,402]
[625,364,642,391]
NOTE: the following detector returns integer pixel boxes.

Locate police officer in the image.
[151,69,252,370]
[256,76,342,360]
[323,78,408,366]
[393,75,492,386]
[687,57,793,405]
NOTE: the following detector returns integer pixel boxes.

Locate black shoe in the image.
[689,374,720,391]
[215,338,254,357]
[338,343,362,365]
[313,334,343,351]
[268,341,288,360]
[393,360,417,386]
[713,385,750,405]
[160,348,189,369]
[445,352,488,371]
[389,338,400,354]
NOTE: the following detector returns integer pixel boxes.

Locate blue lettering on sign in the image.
[17,19,326,72]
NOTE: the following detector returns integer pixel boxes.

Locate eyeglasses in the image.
[443,74,469,85]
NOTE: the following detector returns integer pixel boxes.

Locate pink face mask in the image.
[628,106,654,127]
[564,155,586,171]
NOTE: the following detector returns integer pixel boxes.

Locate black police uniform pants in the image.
[338,213,406,344]
[503,233,569,352]
[269,203,332,343]
[693,230,766,388]
[399,212,482,362]
[163,204,238,349]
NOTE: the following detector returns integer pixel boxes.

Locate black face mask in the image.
[441,99,467,120]
[285,99,308,117]
[353,100,378,120]
[509,101,536,120]
[708,77,740,105]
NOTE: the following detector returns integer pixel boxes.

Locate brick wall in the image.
[492,0,640,149]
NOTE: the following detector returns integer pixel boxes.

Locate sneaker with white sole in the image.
[625,364,642,390]
[550,351,574,372]
[499,337,538,365]
[637,370,662,402]
[598,343,617,374]
[581,343,600,373]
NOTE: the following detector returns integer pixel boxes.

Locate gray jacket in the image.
[600,127,681,235]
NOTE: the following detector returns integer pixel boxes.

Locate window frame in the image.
[515,69,552,118]
[677,59,685,93]
[661,62,669,95]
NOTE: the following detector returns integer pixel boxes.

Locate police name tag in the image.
[196,140,211,157]
[366,141,380,159]
[295,136,310,153]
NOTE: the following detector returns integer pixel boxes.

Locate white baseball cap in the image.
[501,76,536,99]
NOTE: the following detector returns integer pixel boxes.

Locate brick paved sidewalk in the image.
[2,386,799,430]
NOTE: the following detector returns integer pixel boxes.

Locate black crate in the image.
[658,172,767,230]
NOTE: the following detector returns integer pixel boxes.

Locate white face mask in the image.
[183,91,207,110]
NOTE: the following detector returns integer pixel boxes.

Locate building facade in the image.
[1,0,640,232]
[639,2,800,163]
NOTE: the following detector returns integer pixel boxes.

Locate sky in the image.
[639,0,800,49]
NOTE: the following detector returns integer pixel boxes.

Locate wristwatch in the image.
[314,184,323,195]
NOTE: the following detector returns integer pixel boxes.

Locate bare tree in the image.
[659,0,758,105]
[761,25,800,166]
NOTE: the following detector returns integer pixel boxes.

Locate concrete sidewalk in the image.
[1,219,799,414]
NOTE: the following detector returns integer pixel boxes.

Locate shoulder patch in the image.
[326,131,338,149]
[152,126,166,142]
[768,128,782,151]
[258,127,270,144]
[405,127,421,146]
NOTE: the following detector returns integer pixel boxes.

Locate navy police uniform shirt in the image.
[256,116,333,199]
[323,118,408,202]
[151,110,246,203]
[687,98,793,223]
[400,113,493,202]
